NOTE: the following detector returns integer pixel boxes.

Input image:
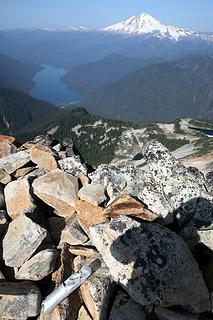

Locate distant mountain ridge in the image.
[0,54,41,92]
[0,14,213,69]
[81,55,213,122]
[62,54,165,94]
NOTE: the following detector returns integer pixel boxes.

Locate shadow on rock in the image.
[90,197,213,318]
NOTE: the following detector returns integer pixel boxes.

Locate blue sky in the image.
[0,0,213,32]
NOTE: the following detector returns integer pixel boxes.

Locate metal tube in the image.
[41,265,92,315]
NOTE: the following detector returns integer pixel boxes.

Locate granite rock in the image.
[0,281,41,320]
[0,141,17,158]
[0,150,30,174]
[60,214,88,246]
[75,200,107,233]
[15,249,58,281]
[32,169,78,217]
[3,214,47,268]
[78,183,106,206]
[74,257,114,320]
[30,144,58,171]
[103,194,159,221]
[90,217,210,312]
[59,156,87,176]
[4,178,36,219]
[0,168,11,185]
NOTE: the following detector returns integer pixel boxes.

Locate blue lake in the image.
[29,65,81,105]
[188,126,213,137]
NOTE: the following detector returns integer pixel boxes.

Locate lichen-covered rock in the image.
[142,140,212,227]
[74,257,114,320]
[32,134,53,146]
[205,171,213,194]
[30,144,58,171]
[89,165,127,200]
[109,290,146,320]
[15,249,58,281]
[14,166,35,178]
[126,170,172,222]
[60,214,88,246]
[3,214,47,268]
[78,184,106,206]
[0,150,30,174]
[4,178,36,219]
[103,194,159,221]
[32,169,78,217]
[90,217,210,312]
[59,156,87,176]
[0,281,42,320]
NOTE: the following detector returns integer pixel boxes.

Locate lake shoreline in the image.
[29,64,81,105]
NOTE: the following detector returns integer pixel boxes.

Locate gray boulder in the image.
[0,281,41,320]
[90,217,210,312]
[3,214,47,268]
[15,249,58,281]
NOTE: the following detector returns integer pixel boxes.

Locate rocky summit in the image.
[0,133,212,319]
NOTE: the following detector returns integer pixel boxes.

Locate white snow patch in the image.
[72,124,82,137]
[102,12,194,41]
[47,125,60,135]
[157,123,175,134]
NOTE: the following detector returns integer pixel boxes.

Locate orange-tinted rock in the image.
[30,144,58,171]
[77,305,92,320]
[0,169,11,185]
[73,257,113,320]
[103,194,158,221]
[0,135,15,144]
[0,141,17,158]
[69,246,101,259]
[4,178,36,219]
[22,142,35,150]
[32,169,78,217]
[14,166,35,178]
[75,200,107,230]
[78,173,90,186]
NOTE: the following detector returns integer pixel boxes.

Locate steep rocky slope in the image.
[16,109,213,172]
[0,134,212,319]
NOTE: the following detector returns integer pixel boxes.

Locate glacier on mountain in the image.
[102,12,195,41]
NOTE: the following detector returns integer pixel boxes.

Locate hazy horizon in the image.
[0,0,213,32]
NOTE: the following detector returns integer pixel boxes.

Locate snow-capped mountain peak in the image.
[102,13,194,40]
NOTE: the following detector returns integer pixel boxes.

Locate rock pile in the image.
[0,134,212,320]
